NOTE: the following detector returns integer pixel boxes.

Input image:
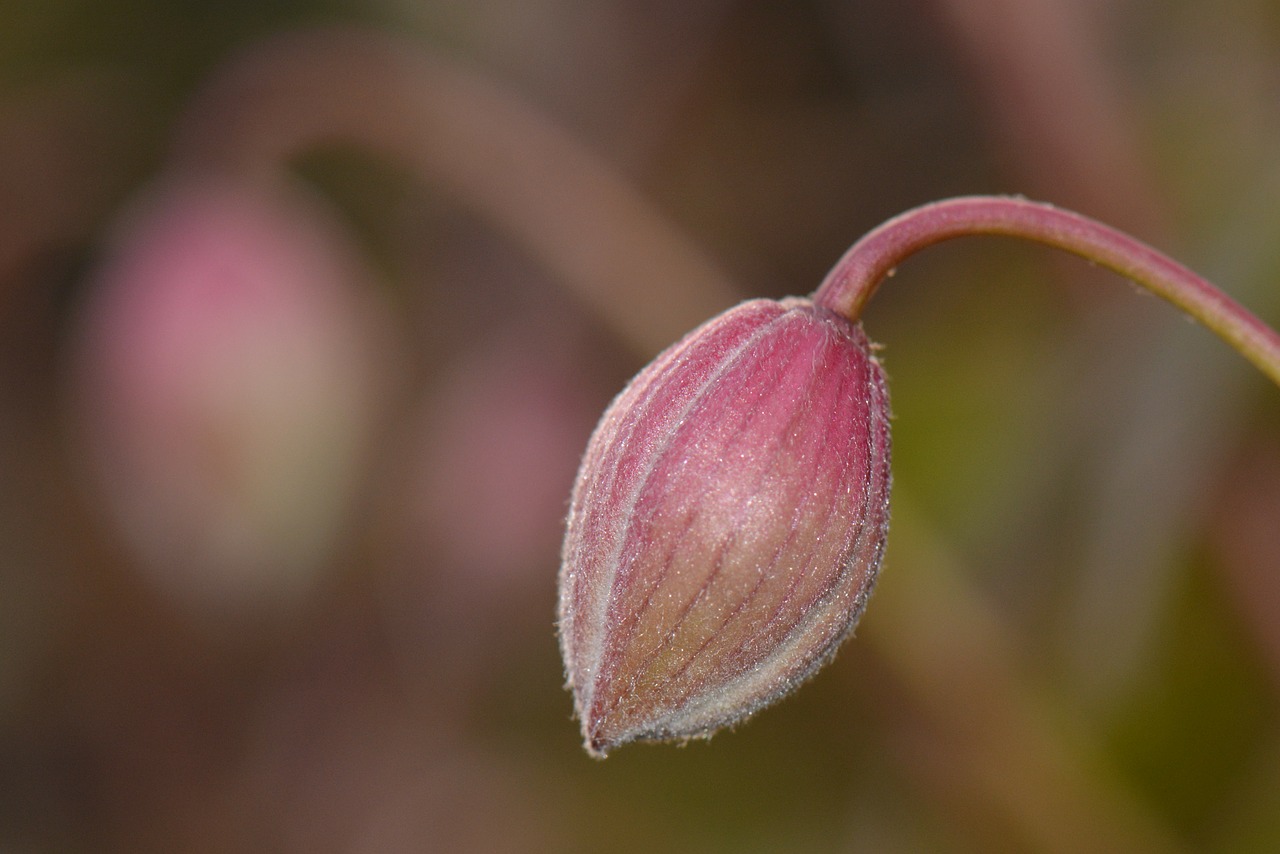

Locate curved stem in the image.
[171,26,739,357]
[813,196,1280,388]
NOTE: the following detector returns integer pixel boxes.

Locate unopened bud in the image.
[71,176,389,624]
[558,297,891,756]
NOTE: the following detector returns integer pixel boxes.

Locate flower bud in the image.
[558,297,891,756]
[71,176,390,625]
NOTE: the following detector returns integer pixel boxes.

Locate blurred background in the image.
[3,0,1280,851]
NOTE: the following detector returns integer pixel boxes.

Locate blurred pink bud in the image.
[409,326,598,594]
[72,176,389,622]
[377,324,601,696]
[559,298,892,756]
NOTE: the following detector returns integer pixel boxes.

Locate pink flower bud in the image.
[558,297,891,756]
[71,176,390,624]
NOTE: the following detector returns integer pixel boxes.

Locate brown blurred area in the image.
[3,1,1280,851]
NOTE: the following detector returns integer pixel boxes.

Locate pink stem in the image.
[813,196,1280,388]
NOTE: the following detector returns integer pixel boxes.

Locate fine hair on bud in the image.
[558,297,891,757]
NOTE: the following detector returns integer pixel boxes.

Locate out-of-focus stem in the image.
[171,27,739,357]
[866,494,1185,854]
[814,196,1280,388]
